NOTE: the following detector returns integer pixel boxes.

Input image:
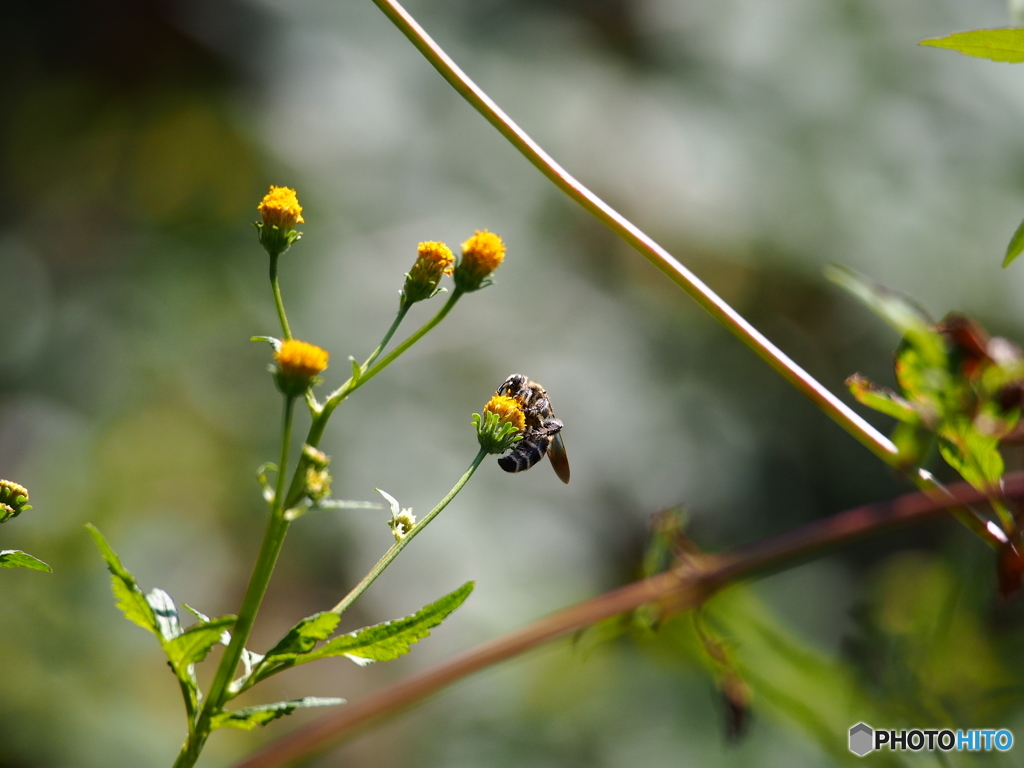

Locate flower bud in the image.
[0,480,31,523]
[302,445,332,502]
[473,394,525,455]
[400,241,455,308]
[256,186,304,258]
[273,339,329,397]
[453,230,506,292]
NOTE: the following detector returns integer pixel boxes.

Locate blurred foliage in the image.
[7,0,1024,767]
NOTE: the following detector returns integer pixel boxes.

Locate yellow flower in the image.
[473,393,525,454]
[273,339,329,396]
[401,241,455,307]
[258,186,304,230]
[483,394,525,431]
[454,230,506,292]
[256,186,304,258]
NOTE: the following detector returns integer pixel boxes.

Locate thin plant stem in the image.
[269,254,293,340]
[332,448,487,614]
[180,396,297,766]
[368,0,895,462]
[230,470,1024,768]
[367,0,1007,550]
[364,305,410,369]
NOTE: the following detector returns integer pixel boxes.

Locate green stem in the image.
[185,396,297,763]
[332,447,487,614]
[364,305,410,368]
[281,291,463,512]
[270,254,293,340]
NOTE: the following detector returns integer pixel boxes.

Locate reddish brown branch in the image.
[231,472,1024,768]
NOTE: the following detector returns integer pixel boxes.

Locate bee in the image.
[495,374,570,484]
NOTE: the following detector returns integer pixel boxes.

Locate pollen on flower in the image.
[484,394,525,431]
[416,241,455,275]
[275,339,329,379]
[454,230,506,291]
[390,510,417,540]
[258,186,305,230]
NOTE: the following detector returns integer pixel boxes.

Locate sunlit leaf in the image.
[263,612,341,660]
[86,523,159,636]
[936,418,1004,492]
[147,588,182,642]
[846,374,923,425]
[0,550,52,572]
[308,581,473,665]
[920,29,1024,63]
[210,697,344,731]
[166,616,236,670]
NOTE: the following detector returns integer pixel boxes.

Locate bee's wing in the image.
[547,432,570,484]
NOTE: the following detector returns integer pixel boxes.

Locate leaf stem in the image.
[332,447,487,615]
[269,254,293,340]
[187,396,297,761]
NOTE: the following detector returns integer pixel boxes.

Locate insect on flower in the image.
[495,374,570,483]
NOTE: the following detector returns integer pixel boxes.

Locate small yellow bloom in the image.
[258,186,304,230]
[483,394,525,431]
[474,393,525,455]
[454,230,506,292]
[401,241,455,307]
[273,339,329,396]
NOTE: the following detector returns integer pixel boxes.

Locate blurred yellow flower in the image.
[258,186,304,230]
[454,230,506,291]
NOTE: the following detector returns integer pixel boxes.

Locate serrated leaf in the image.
[210,697,344,731]
[147,588,182,642]
[264,612,342,660]
[920,29,1024,63]
[1006,217,1024,267]
[304,581,474,665]
[86,523,159,637]
[0,550,52,572]
[166,616,236,670]
[846,374,923,425]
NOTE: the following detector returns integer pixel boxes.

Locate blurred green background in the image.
[4,0,1024,765]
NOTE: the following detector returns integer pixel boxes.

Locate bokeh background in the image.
[4,0,1024,765]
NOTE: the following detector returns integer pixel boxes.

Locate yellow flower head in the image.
[273,339,329,396]
[401,241,455,308]
[258,186,305,230]
[483,394,525,431]
[474,393,525,455]
[454,230,506,292]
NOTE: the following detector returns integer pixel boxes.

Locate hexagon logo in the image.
[849,723,874,756]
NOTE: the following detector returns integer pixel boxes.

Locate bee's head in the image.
[498,373,528,395]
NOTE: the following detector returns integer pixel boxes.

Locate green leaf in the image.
[166,616,237,670]
[0,550,52,572]
[304,581,474,666]
[936,418,1004,492]
[264,612,342,659]
[86,523,159,637]
[846,374,922,425]
[183,604,232,646]
[920,29,1024,63]
[1005,217,1024,267]
[210,697,344,731]
[349,355,362,383]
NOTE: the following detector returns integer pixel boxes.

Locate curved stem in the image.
[187,396,297,762]
[270,254,293,340]
[332,447,487,614]
[364,305,410,369]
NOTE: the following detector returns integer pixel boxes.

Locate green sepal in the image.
[919,29,1024,63]
[87,523,160,637]
[1006,216,1024,267]
[0,550,52,572]
[211,697,344,731]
